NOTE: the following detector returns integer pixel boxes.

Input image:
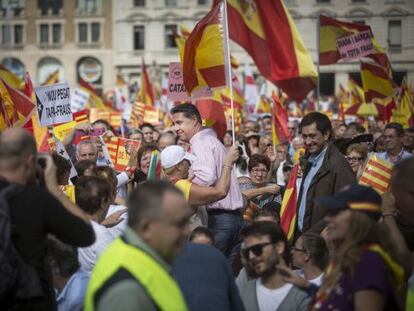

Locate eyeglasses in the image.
[251,168,268,174]
[290,246,306,253]
[241,242,274,259]
[346,156,363,162]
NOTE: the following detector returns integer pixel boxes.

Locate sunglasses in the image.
[290,246,306,253]
[241,242,273,259]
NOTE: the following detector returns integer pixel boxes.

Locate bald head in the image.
[0,128,37,170]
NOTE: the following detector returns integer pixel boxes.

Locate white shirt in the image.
[276,160,286,186]
[295,270,324,286]
[256,279,292,311]
[78,221,115,273]
[106,204,128,237]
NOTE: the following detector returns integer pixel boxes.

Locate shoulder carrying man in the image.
[297,112,355,234]
[171,103,244,262]
[0,128,94,310]
[85,180,192,311]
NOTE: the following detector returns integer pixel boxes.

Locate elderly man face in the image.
[76,142,98,162]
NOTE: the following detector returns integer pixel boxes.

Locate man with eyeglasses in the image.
[236,222,311,311]
[376,123,413,164]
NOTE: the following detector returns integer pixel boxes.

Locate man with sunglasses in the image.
[236,222,311,311]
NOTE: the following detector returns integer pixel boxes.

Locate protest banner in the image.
[71,87,90,112]
[114,138,141,171]
[167,62,191,102]
[143,108,160,124]
[337,30,374,62]
[35,82,73,126]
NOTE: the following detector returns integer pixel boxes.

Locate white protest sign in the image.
[71,87,89,112]
[35,82,73,126]
[54,137,78,179]
[167,62,191,102]
[337,30,374,62]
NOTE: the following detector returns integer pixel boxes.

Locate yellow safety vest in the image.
[84,238,188,311]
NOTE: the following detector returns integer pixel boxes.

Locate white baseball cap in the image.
[160,145,196,169]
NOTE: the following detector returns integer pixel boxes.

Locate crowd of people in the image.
[1,102,414,311]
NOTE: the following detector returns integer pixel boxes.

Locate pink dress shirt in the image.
[189,128,243,211]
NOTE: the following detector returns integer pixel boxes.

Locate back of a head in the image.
[51,152,72,184]
[189,226,215,244]
[0,128,37,171]
[47,238,79,279]
[301,232,329,270]
[241,221,290,264]
[300,112,332,139]
[170,103,202,124]
[75,176,112,215]
[127,180,183,230]
[75,159,97,177]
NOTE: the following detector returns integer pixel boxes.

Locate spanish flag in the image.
[79,78,111,111]
[195,95,227,140]
[0,65,24,90]
[174,25,192,64]
[391,81,414,128]
[280,164,299,243]
[271,91,290,145]
[0,79,35,130]
[139,59,155,106]
[42,69,59,85]
[220,0,317,102]
[361,62,394,103]
[183,3,226,95]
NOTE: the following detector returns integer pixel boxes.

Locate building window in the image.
[316,0,330,3]
[37,56,64,84]
[197,0,209,5]
[133,25,145,50]
[1,0,25,16]
[52,23,61,43]
[14,24,23,45]
[1,57,26,79]
[165,24,177,48]
[388,20,401,48]
[77,0,102,15]
[38,0,63,15]
[1,25,11,45]
[91,22,100,42]
[351,0,366,2]
[79,23,87,42]
[165,0,177,7]
[40,24,48,43]
[134,0,145,6]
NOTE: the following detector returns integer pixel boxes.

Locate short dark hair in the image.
[75,176,112,215]
[127,128,143,139]
[301,232,329,270]
[385,122,404,137]
[47,238,79,278]
[92,119,116,134]
[241,222,290,265]
[347,122,366,135]
[140,122,155,131]
[405,127,414,134]
[74,159,96,177]
[127,180,183,229]
[253,204,280,223]
[51,152,72,184]
[0,130,37,170]
[189,226,215,244]
[248,154,271,172]
[136,143,159,168]
[170,103,202,124]
[300,112,332,139]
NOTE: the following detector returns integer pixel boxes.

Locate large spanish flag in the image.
[183,3,226,95]
[140,59,155,106]
[219,0,317,102]
[361,62,394,103]
[280,164,299,243]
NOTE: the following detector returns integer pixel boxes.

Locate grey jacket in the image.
[236,269,311,311]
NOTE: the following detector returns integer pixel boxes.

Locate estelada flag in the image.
[140,59,155,106]
[220,0,317,102]
[183,3,226,95]
[271,91,290,145]
[0,64,24,90]
[359,154,393,194]
[42,69,59,85]
[280,164,299,243]
[0,79,35,130]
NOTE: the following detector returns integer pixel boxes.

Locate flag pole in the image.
[222,0,236,144]
[316,14,321,111]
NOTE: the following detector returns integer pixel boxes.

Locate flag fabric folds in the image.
[359,154,393,194]
[280,164,299,242]
[222,0,317,102]
[271,91,290,145]
[195,96,227,141]
[79,78,111,111]
[0,65,24,90]
[183,3,226,95]
[361,62,394,103]
[391,81,414,128]
[140,59,155,106]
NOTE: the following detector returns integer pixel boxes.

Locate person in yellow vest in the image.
[84,180,192,311]
[160,144,239,206]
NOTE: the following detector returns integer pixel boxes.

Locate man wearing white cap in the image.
[161,145,239,207]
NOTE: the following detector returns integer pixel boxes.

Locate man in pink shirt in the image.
[171,103,244,263]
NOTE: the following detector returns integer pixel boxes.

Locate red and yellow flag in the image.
[361,62,394,103]
[183,3,226,95]
[0,65,24,90]
[220,0,317,102]
[139,59,155,106]
[391,81,414,128]
[79,78,111,111]
[42,69,59,85]
[0,79,35,130]
[280,164,299,242]
[359,154,393,194]
[271,91,290,145]
[195,97,227,141]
